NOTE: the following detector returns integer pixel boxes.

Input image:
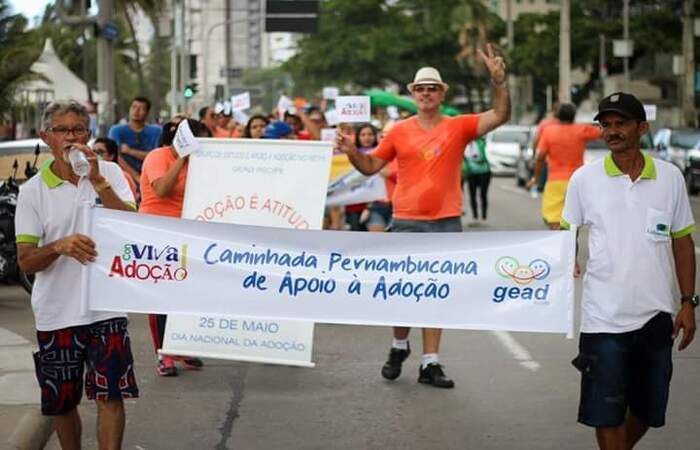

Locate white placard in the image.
[277,95,294,118]
[643,104,657,121]
[173,119,202,157]
[232,109,249,125]
[163,314,315,367]
[324,109,339,126]
[86,208,576,336]
[326,171,386,206]
[387,106,400,120]
[169,138,331,366]
[323,87,339,100]
[231,92,251,111]
[321,128,337,142]
[336,96,371,123]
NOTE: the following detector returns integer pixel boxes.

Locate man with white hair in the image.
[335,44,510,388]
[16,100,137,448]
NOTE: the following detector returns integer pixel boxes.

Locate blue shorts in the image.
[366,202,392,229]
[33,318,139,416]
[573,312,673,428]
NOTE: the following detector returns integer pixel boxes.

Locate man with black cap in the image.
[561,92,697,449]
[335,44,510,388]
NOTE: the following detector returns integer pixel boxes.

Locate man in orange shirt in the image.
[527,103,601,229]
[335,44,510,388]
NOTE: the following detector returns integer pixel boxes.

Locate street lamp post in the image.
[203,18,249,105]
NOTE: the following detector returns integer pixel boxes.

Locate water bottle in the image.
[529,185,539,199]
[68,147,90,177]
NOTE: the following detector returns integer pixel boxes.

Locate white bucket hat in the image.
[407,67,449,92]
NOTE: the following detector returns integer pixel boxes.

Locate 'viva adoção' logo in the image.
[109,243,189,283]
[492,256,550,304]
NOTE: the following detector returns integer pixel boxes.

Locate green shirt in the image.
[464,138,490,176]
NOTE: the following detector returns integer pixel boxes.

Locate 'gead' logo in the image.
[109,243,189,283]
[492,256,550,304]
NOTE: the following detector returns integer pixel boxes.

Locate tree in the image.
[0,0,42,121]
[283,0,504,112]
[510,1,687,109]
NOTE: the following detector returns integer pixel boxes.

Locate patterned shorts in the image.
[33,317,139,416]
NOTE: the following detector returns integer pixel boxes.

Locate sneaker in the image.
[176,356,204,370]
[156,356,178,377]
[381,343,411,380]
[418,363,454,388]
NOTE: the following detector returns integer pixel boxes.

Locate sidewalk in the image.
[0,328,52,450]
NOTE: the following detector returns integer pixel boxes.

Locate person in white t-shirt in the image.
[561,92,697,450]
[15,100,138,449]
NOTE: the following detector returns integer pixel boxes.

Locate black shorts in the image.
[573,312,673,428]
[33,317,139,416]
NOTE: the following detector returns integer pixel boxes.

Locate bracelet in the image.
[93,179,111,194]
[491,78,508,88]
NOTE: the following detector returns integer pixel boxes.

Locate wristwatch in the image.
[681,295,700,307]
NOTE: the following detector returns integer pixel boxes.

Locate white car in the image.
[483,125,532,176]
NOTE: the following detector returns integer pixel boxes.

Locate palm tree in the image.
[0,0,42,122]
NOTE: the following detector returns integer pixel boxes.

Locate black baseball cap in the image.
[594,92,646,122]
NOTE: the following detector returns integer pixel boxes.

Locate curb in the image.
[7,409,52,450]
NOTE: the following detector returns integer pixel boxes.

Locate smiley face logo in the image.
[495,256,551,285]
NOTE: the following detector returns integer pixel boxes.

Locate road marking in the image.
[499,185,529,196]
[491,330,541,372]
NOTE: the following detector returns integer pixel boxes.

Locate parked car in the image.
[682,140,700,195]
[515,131,655,188]
[653,128,700,174]
[485,125,532,176]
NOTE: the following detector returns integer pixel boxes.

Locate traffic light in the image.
[184,83,198,99]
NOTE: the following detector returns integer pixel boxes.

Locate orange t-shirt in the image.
[139,146,189,218]
[373,114,481,220]
[214,127,233,138]
[537,123,601,181]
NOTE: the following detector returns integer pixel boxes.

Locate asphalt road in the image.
[2,176,699,449]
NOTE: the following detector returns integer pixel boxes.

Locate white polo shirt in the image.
[15,159,136,331]
[561,152,695,333]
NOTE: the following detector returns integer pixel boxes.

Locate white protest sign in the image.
[86,207,576,336]
[323,87,339,100]
[321,128,337,142]
[643,104,657,121]
[231,92,251,111]
[232,109,249,125]
[336,96,371,123]
[181,139,332,228]
[326,171,386,206]
[173,119,202,158]
[324,109,339,126]
[387,106,400,120]
[277,95,293,118]
[164,138,331,366]
[163,314,314,367]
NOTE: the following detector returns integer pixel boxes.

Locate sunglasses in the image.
[413,84,441,93]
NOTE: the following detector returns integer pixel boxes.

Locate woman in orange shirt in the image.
[140,118,212,376]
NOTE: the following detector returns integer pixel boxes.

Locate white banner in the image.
[326,170,386,206]
[86,208,576,336]
[230,92,251,111]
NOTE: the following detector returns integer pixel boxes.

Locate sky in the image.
[9,0,51,20]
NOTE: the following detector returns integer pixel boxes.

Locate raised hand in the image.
[477,43,507,86]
